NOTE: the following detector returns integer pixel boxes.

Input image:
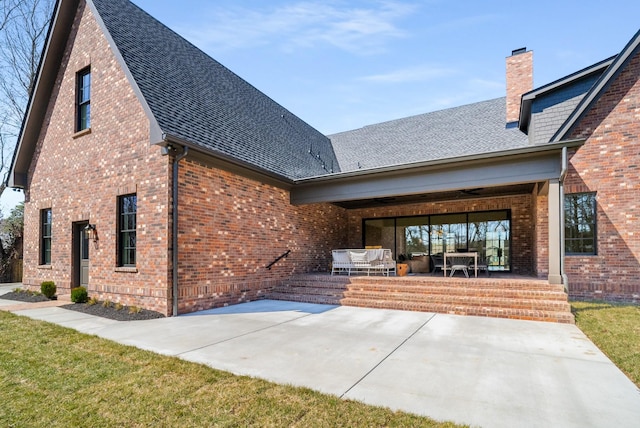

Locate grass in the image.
[572,301,640,387]
[0,311,462,427]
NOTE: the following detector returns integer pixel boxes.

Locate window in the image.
[77,67,91,131]
[41,209,52,265]
[565,193,596,255]
[118,194,137,266]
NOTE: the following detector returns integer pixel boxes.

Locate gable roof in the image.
[551,28,640,142]
[329,97,529,172]
[9,0,339,188]
[91,0,340,180]
[518,57,614,137]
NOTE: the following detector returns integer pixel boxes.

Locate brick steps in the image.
[268,274,574,324]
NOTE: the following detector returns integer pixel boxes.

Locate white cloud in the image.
[180,1,418,54]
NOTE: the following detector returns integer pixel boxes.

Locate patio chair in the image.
[449,255,473,278]
[472,256,491,277]
[430,254,444,275]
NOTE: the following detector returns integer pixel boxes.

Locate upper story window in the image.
[118,194,137,267]
[76,67,91,131]
[41,208,52,265]
[565,193,597,255]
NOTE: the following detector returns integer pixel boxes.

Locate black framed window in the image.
[363,210,511,271]
[41,209,52,265]
[118,194,136,266]
[565,193,597,255]
[77,67,91,131]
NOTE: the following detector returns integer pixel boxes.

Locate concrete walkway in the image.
[1,284,639,427]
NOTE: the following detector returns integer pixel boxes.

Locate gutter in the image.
[155,132,295,187]
[162,141,188,316]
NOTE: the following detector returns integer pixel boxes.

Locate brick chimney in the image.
[505,48,533,125]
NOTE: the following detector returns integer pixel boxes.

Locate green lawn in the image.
[0,311,462,427]
[572,301,640,387]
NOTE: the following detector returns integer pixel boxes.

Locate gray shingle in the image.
[329,98,529,172]
[529,74,600,144]
[92,0,339,180]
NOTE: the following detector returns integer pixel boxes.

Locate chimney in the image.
[505,47,533,125]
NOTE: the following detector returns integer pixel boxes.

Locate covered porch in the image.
[292,144,572,287]
[284,145,574,322]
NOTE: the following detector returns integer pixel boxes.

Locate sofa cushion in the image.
[350,251,369,263]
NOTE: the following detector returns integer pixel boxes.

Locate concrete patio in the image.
[1,284,639,428]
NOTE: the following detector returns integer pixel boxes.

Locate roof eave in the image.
[7,0,76,189]
[296,139,585,184]
[159,133,296,188]
[552,29,640,142]
[518,56,615,134]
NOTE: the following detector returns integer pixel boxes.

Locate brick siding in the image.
[22,3,172,313]
[563,52,640,302]
[175,159,347,314]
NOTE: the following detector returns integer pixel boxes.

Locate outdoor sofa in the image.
[331,249,396,276]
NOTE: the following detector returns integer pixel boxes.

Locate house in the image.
[8,0,640,316]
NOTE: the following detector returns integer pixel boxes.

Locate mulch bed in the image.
[1,290,165,321]
[61,302,165,321]
[1,290,50,303]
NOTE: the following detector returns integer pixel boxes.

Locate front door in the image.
[73,222,90,287]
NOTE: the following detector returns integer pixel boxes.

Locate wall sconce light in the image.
[84,224,98,242]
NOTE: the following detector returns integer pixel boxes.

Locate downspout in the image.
[559,146,568,291]
[172,146,188,316]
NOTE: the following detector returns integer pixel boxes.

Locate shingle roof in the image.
[91,0,339,180]
[328,98,529,172]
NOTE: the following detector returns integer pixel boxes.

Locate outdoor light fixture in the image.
[84,224,98,242]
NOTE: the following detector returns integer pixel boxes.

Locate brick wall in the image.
[533,187,549,278]
[563,52,640,303]
[345,194,535,274]
[22,2,172,313]
[175,158,348,314]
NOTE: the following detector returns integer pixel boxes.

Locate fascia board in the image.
[8,0,78,188]
[290,142,584,205]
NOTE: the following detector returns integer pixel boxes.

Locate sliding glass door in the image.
[363,210,511,271]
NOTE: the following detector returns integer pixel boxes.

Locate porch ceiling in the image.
[333,183,536,209]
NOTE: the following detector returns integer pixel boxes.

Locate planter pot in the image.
[397,263,409,276]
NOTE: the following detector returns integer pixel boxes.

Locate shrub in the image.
[87,297,99,306]
[114,302,124,311]
[102,300,112,308]
[40,281,57,299]
[128,306,142,314]
[70,286,88,303]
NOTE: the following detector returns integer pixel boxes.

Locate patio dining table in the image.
[443,252,478,278]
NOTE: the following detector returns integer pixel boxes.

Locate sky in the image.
[2,0,639,211]
[129,0,640,135]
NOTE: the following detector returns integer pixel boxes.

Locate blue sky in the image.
[131,0,640,135]
[2,0,639,211]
